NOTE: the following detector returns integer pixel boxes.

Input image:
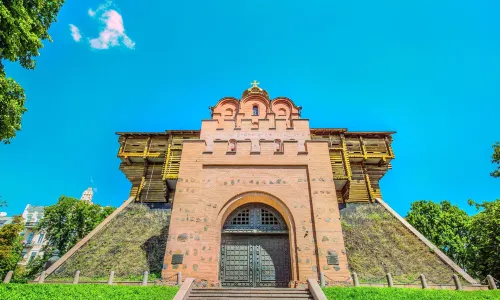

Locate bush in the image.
[0,284,179,300]
[322,287,500,300]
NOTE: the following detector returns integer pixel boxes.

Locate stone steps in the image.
[187,288,313,300]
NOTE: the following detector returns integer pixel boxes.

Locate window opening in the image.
[253,105,259,116]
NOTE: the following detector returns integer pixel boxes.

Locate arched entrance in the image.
[219,203,291,287]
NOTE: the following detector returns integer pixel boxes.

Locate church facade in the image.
[116,83,395,287]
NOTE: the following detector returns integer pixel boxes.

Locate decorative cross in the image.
[250,80,260,88]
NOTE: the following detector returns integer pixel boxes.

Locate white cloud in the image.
[88,2,135,50]
[69,24,82,42]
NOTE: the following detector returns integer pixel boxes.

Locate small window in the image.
[228,140,237,152]
[261,209,279,225]
[37,233,45,244]
[28,252,38,264]
[278,108,287,116]
[275,139,283,152]
[26,232,34,244]
[230,209,250,225]
[224,108,233,116]
[253,105,259,116]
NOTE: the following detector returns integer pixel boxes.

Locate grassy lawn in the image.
[323,287,500,300]
[0,284,179,300]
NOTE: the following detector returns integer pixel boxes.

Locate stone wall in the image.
[163,138,351,287]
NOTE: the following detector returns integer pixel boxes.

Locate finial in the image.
[250,80,260,88]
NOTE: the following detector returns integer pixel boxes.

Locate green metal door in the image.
[219,203,291,287]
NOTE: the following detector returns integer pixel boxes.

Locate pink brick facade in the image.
[163,85,351,287]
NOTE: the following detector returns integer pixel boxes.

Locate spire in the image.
[80,187,94,204]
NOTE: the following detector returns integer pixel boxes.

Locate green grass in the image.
[45,273,161,283]
[0,284,179,300]
[340,203,468,284]
[50,204,171,279]
[322,287,500,300]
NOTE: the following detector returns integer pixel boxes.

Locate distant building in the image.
[80,187,94,204]
[0,212,13,228]
[19,205,47,265]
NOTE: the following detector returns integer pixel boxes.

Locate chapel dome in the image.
[242,80,270,100]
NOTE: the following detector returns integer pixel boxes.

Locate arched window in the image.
[275,139,282,152]
[228,139,237,152]
[278,108,287,116]
[253,105,259,116]
[224,108,233,116]
[223,203,288,233]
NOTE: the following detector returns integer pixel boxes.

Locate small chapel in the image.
[117,81,394,287]
[43,82,476,288]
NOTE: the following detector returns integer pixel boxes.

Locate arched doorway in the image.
[219,203,291,287]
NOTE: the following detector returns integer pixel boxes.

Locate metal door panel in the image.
[220,235,253,287]
[221,235,290,287]
[255,235,290,287]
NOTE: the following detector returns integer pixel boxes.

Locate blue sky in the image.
[1,0,498,217]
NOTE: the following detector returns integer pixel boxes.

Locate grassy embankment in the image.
[340,203,469,284]
[48,204,171,281]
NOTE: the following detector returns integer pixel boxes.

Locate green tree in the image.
[22,196,115,278]
[491,142,500,178]
[406,200,470,269]
[467,199,500,280]
[22,247,54,280]
[37,196,115,254]
[0,215,24,279]
[0,0,65,143]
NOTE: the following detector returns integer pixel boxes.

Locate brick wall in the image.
[163,137,350,287]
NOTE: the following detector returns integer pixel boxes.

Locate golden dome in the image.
[242,80,270,100]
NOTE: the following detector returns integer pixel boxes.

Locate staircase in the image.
[187,288,313,300]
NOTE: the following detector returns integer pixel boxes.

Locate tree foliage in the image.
[406,200,470,269]
[0,0,65,143]
[0,76,26,143]
[0,215,24,279]
[37,196,115,254]
[467,199,500,280]
[491,142,500,178]
[407,199,500,281]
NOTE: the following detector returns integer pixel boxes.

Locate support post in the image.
[73,270,80,284]
[486,275,497,290]
[177,271,182,286]
[108,271,115,285]
[386,273,394,287]
[2,271,13,284]
[452,274,462,290]
[320,272,325,287]
[352,272,359,287]
[419,274,428,289]
[142,271,149,286]
[38,271,46,284]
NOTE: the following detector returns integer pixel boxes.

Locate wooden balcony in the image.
[118,136,168,164]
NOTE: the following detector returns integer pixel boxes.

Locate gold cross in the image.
[250,80,260,87]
